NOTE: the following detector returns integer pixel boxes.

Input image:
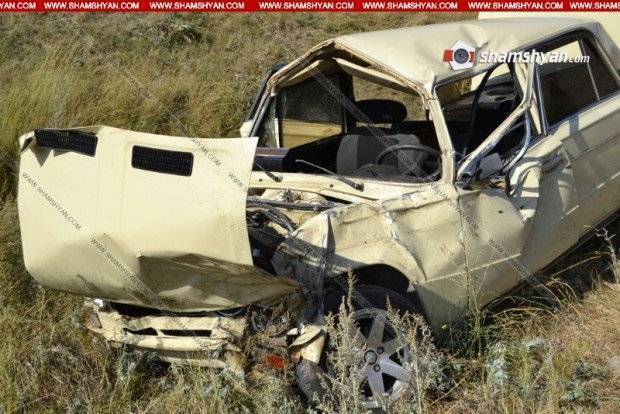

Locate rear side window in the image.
[279,74,344,147]
[281,74,343,124]
[540,37,618,126]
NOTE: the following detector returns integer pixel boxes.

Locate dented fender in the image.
[272,187,464,290]
[272,202,425,289]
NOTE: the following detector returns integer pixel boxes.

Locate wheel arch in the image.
[326,264,429,322]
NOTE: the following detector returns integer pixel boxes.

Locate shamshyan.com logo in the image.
[443,41,590,70]
[443,41,476,70]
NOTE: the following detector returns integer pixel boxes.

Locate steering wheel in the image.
[375,144,441,178]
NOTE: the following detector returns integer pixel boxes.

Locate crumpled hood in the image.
[18,126,297,311]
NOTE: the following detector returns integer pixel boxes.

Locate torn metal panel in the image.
[264,18,618,96]
[272,184,467,325]
[86,305,245,353]
[289,323,325,363]
[138,255,298,311]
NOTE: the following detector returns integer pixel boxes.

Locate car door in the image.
[454,61,581,308]
[536,35,620,233]
[455,32,620,308]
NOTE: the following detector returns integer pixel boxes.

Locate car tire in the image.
[295,284,421,408]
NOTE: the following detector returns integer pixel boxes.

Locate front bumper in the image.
[83,296,326,369]
[83,303,247,369]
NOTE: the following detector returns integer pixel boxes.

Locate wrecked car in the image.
[17,17,620,407]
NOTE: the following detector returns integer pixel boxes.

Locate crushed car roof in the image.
[319,17,619,91]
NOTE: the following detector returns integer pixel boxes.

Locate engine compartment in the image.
[246,190,341,275]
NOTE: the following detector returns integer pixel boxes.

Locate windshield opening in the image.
[253,59,442,184]
[437,63,524,161]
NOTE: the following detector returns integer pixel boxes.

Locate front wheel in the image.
[296,284,421,409]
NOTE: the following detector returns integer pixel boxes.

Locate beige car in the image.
[17,17,619,407]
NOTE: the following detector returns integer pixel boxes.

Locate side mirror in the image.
[456,153,505,190]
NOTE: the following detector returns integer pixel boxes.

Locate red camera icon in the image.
[443,41,476,70]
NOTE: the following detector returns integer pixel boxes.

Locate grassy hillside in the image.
[1,13,619,413]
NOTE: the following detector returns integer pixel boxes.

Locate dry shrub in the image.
[387,310,450,414]
[316,280,368,414]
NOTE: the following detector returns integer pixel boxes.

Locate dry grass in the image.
[439,282,620,413]
[1,13,619,414]
[0,13,471,187]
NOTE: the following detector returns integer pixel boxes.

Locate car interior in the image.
[251,33,618,185]
[251,57,444,183]
[438,64,526,166]
[438,33,619,179]
[250,58,528,184]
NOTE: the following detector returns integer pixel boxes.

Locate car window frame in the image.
[245,64,285,123]
[433,29,619,154]
[531,30,620,138]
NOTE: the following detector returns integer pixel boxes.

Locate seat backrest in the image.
[336,128,422,175]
